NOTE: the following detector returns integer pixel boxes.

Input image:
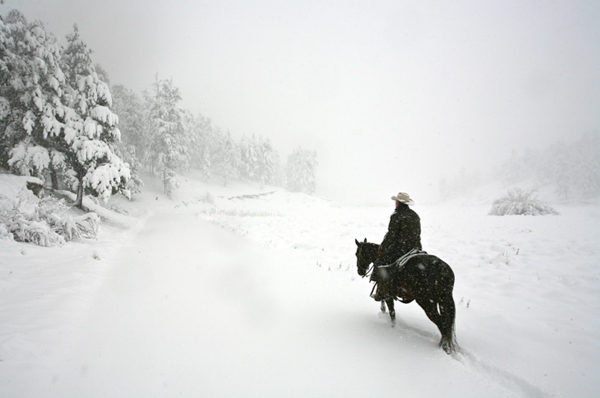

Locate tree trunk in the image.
[163,168,167,195]
[50,165,59,190]
[75,178,84,209]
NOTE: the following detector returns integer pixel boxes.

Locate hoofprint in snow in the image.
[0,171,599,397]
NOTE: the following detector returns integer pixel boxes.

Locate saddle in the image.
[371,249,428,302]
[380,248,428,272]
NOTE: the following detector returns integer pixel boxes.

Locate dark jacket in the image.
[378,202,422,264]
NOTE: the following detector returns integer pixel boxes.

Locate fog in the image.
[6,0,600,204]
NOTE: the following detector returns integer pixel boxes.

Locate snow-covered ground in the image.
[1,172,599,397]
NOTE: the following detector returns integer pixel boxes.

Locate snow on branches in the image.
[0,11,130,208]
[0,180,100,247]
[8,142,50,175]
[489,188,559,216]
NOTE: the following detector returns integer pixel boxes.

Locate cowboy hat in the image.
[391,192,414,205]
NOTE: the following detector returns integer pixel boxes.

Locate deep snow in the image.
[1,172,599,397]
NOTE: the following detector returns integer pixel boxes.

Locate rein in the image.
[362,263,374,278]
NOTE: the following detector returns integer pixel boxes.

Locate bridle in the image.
[356,245,375,278]
[360,258,374,278]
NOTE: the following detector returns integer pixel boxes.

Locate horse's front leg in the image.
[380,301,387,313]
[385,299,396,326]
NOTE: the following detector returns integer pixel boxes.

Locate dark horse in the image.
[355,239,458,354]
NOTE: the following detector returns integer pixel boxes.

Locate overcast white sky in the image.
[5,0,600,204]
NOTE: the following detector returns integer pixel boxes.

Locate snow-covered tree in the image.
[58,24,130,208]
[286,147,317,194]
[0,16,129,208]
[182,111,203,171]
[0,10,67,186]
[111,84,146,193]
[211,129,239,186]
[186,113,212,180]
[145,76,187,196]
[254,135,278,187]
[238,134,278,186]
[239,134,257,181]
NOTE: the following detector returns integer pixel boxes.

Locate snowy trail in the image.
[7,207,554,397]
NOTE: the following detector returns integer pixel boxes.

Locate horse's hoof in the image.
[440,339,456,355]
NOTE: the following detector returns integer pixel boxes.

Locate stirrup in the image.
[369,283,378,299]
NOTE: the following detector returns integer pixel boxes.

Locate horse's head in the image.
[355,238,376,277]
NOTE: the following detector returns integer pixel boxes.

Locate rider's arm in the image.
[379,213,401,259]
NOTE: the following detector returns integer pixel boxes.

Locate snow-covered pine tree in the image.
[255,135,277,187]
[59,24,130,208]
[145,76,187,197]
[0,11,68,187]
[186,114,215,181]
[211,129,239,186]
[239,134,257,181]
[181,110,201,169]
[201,145,211,180]
[286,147,317,194]
[237,134,278,186]
[111,84,147,193]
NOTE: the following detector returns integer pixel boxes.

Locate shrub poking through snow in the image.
[0,188,100,246]
[489,188,559,216]
[199,191,215,205]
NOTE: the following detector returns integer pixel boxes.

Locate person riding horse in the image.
[371,192,422,301]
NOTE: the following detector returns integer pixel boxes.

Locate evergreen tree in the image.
[1,10,67,186]
[211,129,239,186]
[183,112,214,180]
[145,76,187,197]
[59,24,130,208]
[1,17,130,208]
[286,147,317,194]
[111,84,146,193]
[255,135,277,187]
[239,134,257,181]
[237,134,278,186]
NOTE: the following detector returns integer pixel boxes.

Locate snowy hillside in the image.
[1,171,599,397]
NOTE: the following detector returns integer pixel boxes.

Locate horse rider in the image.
[371,192,422,301]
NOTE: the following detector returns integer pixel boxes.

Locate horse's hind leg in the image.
[385,299,396,326]
[437,293,458,354]
[416,298,441,328]
[416,298,451,351]
[380,301,387,313]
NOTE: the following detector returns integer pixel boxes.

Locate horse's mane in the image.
[362,241,378,249]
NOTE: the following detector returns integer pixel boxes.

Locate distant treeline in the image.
[438,132,600,201]
[0,9,317,207]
